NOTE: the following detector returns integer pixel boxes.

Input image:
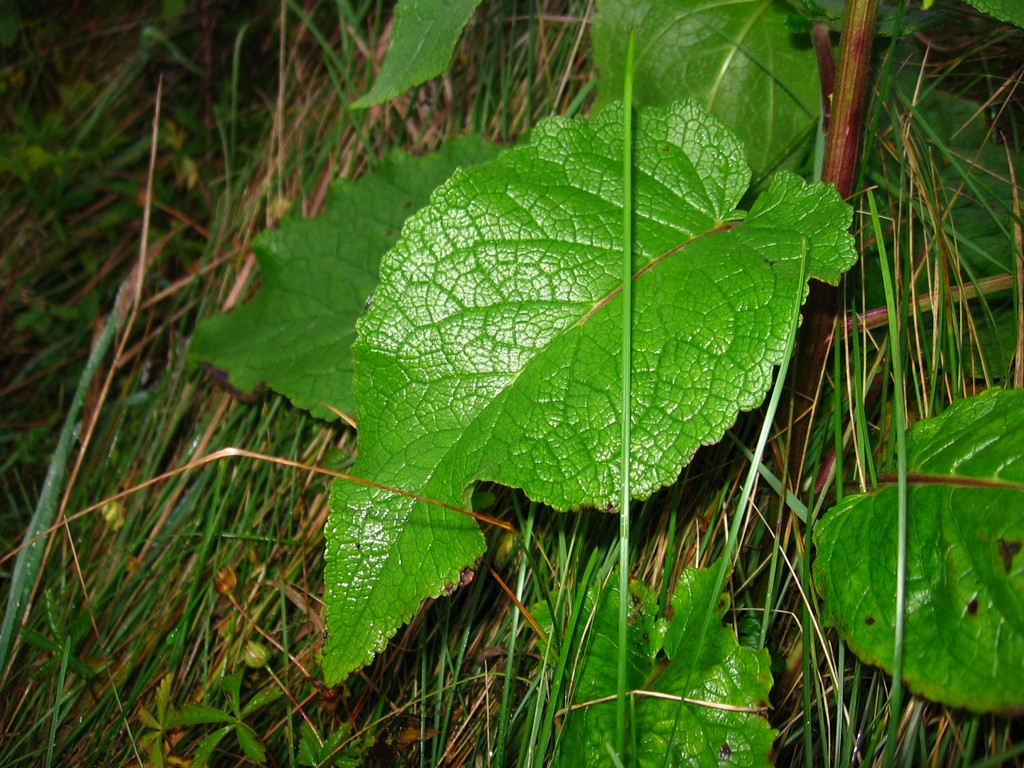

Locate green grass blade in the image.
[0,286,125,679]
[615,27,636,762]
[869,190,909,766]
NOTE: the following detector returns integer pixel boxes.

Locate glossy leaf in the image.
[323,100,856,683]
[592,0,821,178]
[814,388,1024,715]
[351,0,483,108]
[559,568,775,766]
[190,138,500,419]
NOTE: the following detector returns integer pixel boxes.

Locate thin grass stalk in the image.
[664,243,811,761]
[0,284,125,680]
[868,189,910,767]
[537,548,599,763]
[614,28,636,762]
[494,505,534,767]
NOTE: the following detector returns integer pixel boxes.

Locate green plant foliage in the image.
[592,0,821,178]
[963,0,1024,27]
[558,568,774,766]
[888,78,1024,281]
[323,100,856,684]
[181,669,283,767]
[814,387,1024,715]
[136,670,283,767]
[297,722,361,767]
[350,0,483,108]
[189,138,500,419]
[781,0,946,34]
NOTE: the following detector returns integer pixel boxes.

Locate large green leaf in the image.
[559,569,775,766]
[350,0,483,108]
[814,388,1024,715]
[592,0,821,178]
[189,138,500,419]
[323,100,856,683]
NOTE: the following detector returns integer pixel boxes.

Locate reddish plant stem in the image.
[788,0,879,489]
[813,23,836,135]
[823,0,880,198]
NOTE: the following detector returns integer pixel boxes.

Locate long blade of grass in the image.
[615,28,636,762]
[869,189,909,766]
[0,285,125,681]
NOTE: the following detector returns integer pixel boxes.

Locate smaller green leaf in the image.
[147,741,164,768]
[138,706,161,732]
[190,138,500,419]
[240,686,283,718]
[220,669,244,718]
[155,672,173,725]
[170,703,237,727]
[190,725,234,768]
[814,388,1024,715]
[234,722,267,763]
[146,736,165,768]
[298,721,358,767]
[560,566,775,767]
[351,0,483,108]
[297,724,320,766]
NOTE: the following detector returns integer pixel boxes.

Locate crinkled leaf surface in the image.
[323,101,855,684]
[814,388,1024,715]
[592,0,821,178]
[189,138,500,419]
[351,0,482,108]
[560,568,774,766]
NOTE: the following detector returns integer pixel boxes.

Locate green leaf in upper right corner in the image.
[592,0,821,179]
[962,0,1024,28]
[814,387,1024,715]
[350,0,483,108]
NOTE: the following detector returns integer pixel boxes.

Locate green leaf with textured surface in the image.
[814,388,1024,715]
[351,0,483,108]
[322,100,855,683]
[963,0,1024,28]
[189,138,500,419]
[559,568,774,766]
[592,0,821,178]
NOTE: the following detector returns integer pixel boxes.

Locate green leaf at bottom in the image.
[814,388,1024,715]
[560,568,775,766]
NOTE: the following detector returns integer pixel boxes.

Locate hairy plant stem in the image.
[788,0,879,489]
